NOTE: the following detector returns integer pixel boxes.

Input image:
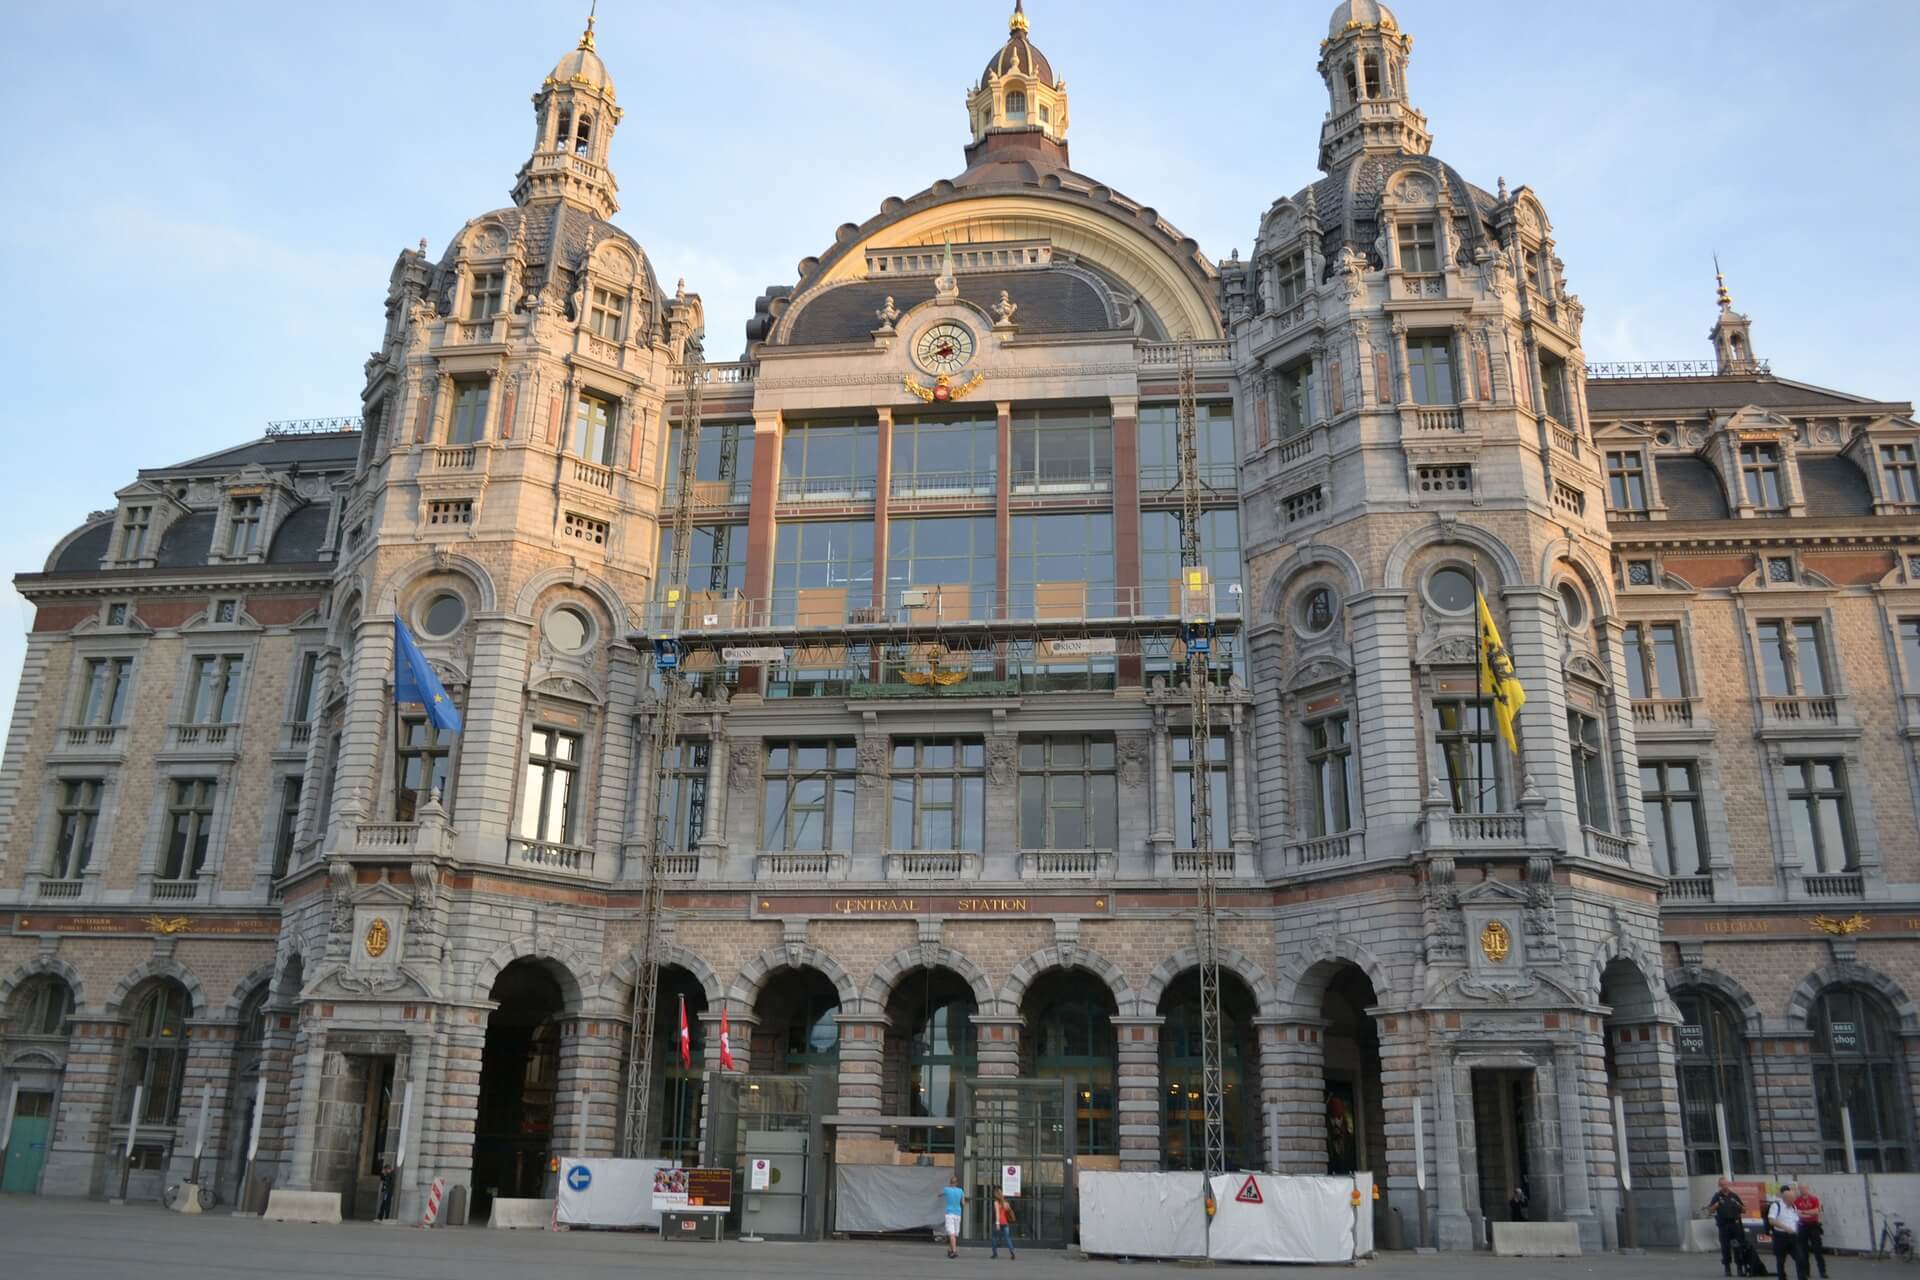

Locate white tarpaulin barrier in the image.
[1353,1171,1374,1256]
[1078,1170,1209,1259]
[1207,1173,1357,1263]
[554,1157,677,1229]
[833,1164,948,1233]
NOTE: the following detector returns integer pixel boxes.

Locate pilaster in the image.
[1112,1016,1162,1172]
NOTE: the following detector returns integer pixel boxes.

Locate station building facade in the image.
[3,0,1918,1250]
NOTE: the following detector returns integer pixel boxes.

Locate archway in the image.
[1602,957,1687,1242]
[1157,969,1261,1171]
[472,959,566,1219]
[883,966,978,1154]
[752,966,841,1075]
[222,983,269,1204]
[641,965,708,1163]
[1811,985,1912,1171]
[1672,986,1758,1175]
[2,975,74,1195]
[1020,968,1118,1162]
[1321,965,1383,1179]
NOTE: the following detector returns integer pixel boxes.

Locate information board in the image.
[652,1166,734,1214]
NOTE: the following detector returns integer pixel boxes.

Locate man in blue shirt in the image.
[942,1175,966,1258]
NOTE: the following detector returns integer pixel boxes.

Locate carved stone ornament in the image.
[729,740,757,790]
[986,737,1016,787]
[1479,919,1512,964]
[1395,174,1436,204]
[1117,732,1148,787]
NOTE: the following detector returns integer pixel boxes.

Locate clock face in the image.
[915,321,976,375]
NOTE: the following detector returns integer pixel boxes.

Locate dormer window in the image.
[119,506,153,561]
[1739,443,1784,510]
[589,287,626,342]
[574,113,593,157]
[1005,90,1027,123]
[227,497,263,557]
[1881,444,1919,504]
[1606,451,1648,514]
[1276,251,1308,307]
[467,271,503,321]
[1396,222,1438,272]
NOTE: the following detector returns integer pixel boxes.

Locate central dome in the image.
[548,23,615,97]
[1328,0,1398,38]
[980,1,1054,87]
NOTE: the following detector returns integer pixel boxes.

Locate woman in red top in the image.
[990,1188,1017,1261]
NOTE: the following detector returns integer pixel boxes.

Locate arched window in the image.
[574,112,593,157]
[120,982,190,1124]
[1025,971,1116,1155]
[1160,972,1260,1171]
[1005,90,1027,123]
[1362,55,1381,99]
[908,989,977,1150]
[1813,987,1912,1171]
[1342,63,1359,108]
[653,970,707,1163]
[10,976,73,1036]
[224,984,269,1200]
[1673,989,1756,1174]
[554,106,572,152]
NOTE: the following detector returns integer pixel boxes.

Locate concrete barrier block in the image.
[1683,1219,1720,1252]
[263,1190,343,1224]
[488,1197,555,1229]
[1491,1222,1581,1257]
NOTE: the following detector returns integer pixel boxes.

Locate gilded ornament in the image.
[904,372,985,404]
[145,916,192,936]
[1810,913,1871,937]
[1479,919,1511,963]
[364,917,392,958]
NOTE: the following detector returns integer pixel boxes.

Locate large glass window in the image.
[887,516,995,615]
[1172,732,1230,851]
[518,729,581,845]
[1568,709,1611,831]
[1740,443,1784,510]
[395,715,455,821]
[780,420,877,502]
[1641,761,1706,876]
[663,421,755,505]
[1027,973,1117,1155]
[1434,696,1500,813]
[657,523,746,598]
[1405,336,1455,405]
[1882,445,1920,504]
[658,742,709,852]
[1138,404,1235,488]
[119,984,189,1124]
[1396,221,1439,272]
[1141,510,1243,615]
[1756,619,1828,697]
[772,520,874,624]
[1011,408,1112,493]
[890,738,986,851]
[187,654,245,723]
[51,779,101,879]
[762,740,856,851]
[570,391,617,465]
[161,779,216,880]
[448,379,489,445]
[1784,758,1856,873]
[891,413,996,498]
[1606,451,1648,513]
[1008,513,1113,619]
[1018,736,1118,850]
[1306,715,1357,837]
[1812,988,1911,1171]
[1623,622,1688,701]
[1277,362,1315,438]
[80,657,133,725]
[1674,990,1756,1175]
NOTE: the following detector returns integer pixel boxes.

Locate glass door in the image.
[958,1078,1074,1248]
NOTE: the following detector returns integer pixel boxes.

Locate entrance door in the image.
[706,1071,824,1240]
[1470,1069,1536,1235]
[958,1078,1074,1249]
[3,1092,55,1193]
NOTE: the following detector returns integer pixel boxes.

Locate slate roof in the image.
[52,521,112,573]
[1798,455,1874,517]
[1655,457,1730,521]
[784,268,1122,345]
[267,503,334,563]
[1586,375,1905,416]
[154,511,217,569]
[151,432,361,476]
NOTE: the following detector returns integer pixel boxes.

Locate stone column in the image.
[1113,1016,1163,1172]
[450,617,534,855]
[1228,703,1256,850]
[1257,1018,1327,1175]
[1376,1013,1431,1245]
[1611,1019,1690,1246]
[329,613,396,829]
[973,1015,1023,1079]
[420,1013,487,1204]
[556,1016,626,1158]
[835,1013,889,1138]
[170,1018,238,1190]
[281,1014,326,1191]
[1248,628,1289,873]
[1345,591,1420,856]
[872,408,893,612]
[1392,322,1414,405]
[1148,705,1174,853]
[1750,1030,1819,1172]
[698,715,727,855]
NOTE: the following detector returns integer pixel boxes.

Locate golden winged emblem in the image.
[904,371,985,403]
[145,916,192,936]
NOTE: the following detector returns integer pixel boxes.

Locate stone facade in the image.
[1,0,1916,1253]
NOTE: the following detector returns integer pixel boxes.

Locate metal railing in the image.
[266,416,362,437]
[1585,359,1769,379]
[890,469,998,499]
[1139,462,1239,492]
[639,583,1245,633]
[777,474,877,504]
[663,479,753,508]
[1010,465,1114,495]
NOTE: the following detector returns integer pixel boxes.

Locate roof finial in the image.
[1010,0,1029,36]
[1714,253,1732,311]
[580,0,598,50]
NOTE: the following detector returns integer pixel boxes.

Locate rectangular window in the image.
[1018,736,1118,850]
[293,652,322,722]
[161,779,216,880]
[1406,336,1456,406]
[890,738,986,851]
[80,657,133,725]
[1172,733,1230,850]
[1882,444,1920,503]
[227,497,263,556]
[214,598,238,624]
[271,777,302,880]
[762,740,856,851]
[467,271,503,321]
[448,379,489,445]
[1140,510,1242,618]
[589,287,626,341]
[1137,404,1235,488]
[1756,619,1828,696]
[52,779,101,879]
[107,602,129,627]
[1641,761,1705,876]
[1276,361,1315,437]
[1568,710,1611,832]
[887,516,995,615]
[663,421,755,502]
[1902,618,1920,685]
[1011,407,1113,493]
[1739,443,1784,509]
[1009,512,1115,619]
[394,716,454,821]
[119,506,153,561]
[1606,451,1648,513]
[658,523,747,600]
[518,728,582,845]
[1396,221,1439,272]
[570,391,616,465]
[186,655,245,724]
[889,413,996,498]
[659,742,709,851]
[779,419,878,501]
[1275,250,1308,307]
[1434,696,1500,813]
[1622,622,1687,701]
[1306,715,1356,837]
[771,520,874,624]
[1784,759,1856,873]
[1539,351,1571,424]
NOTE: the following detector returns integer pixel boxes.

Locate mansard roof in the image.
[783,266,1134,346]
[148,431,361,477]
[1587,373,1911,417]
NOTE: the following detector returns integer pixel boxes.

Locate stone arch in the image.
[106,958,208,1019]
[728,943,861,1013]
[1666,966,1765,1037]
[0,955,86,1014]
[223,963,278,1021]
[601,945,725,1019]
[1272,932,1395,1019]
[1139,947,1279,1019]
[998,944,1135,1016]
[1258,543,1367,622]
[512,564,634,628]
[376,550,500,616]
[1786,961,1920,1033]
[330,586,365,648]
[861,945,996,1015]
[1538,538,1617,621]
[469,937,593,1014]
[4,1046,62,1071]
[1587,933,1679,1022]
[1383,518,1524,593]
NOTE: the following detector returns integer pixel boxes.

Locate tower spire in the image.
[1010,0,1029,35]
[581,0,598,50]
[1714,254,1733,312]
[1708,255,1760,374]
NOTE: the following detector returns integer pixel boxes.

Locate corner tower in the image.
[511,14,624,218]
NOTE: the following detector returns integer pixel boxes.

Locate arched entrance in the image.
[1811,985,1912,1171]
[880,967,978,1154]
[2,975,74,1195]
[223,984,269,1204]
[1158,969,1261,1171]
[1020,968,1118,1162]
[642,966,708,1163]
[472,959,566,1220]
[1321,965,1383,1179]
[1672,986,1758,1175]
[753,966,840,1075]
[1601,957,1688,1244]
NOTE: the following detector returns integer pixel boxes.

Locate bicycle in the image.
[162,1181,216,1211]
[1878,1213,1914,1262]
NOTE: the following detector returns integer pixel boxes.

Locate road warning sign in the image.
[1235,1175,1263,1205]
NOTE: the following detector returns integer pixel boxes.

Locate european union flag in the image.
[394,619,463,732]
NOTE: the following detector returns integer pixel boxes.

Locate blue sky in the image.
[1,0,1916,731]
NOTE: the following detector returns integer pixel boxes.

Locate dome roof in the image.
[548,24,615,97]
[981,2,1054,87]
[1328,0,1398,38]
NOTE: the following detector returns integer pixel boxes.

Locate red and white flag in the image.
[719,1005,735,1070]
[678,994,692,1068]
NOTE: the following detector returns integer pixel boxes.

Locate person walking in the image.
[990,1188,1018,1261]
[1767,1179,1809,1280]
[1707,1177,1748,1278]
[942,1174,966,1260]
[1792,1182,1827,1279]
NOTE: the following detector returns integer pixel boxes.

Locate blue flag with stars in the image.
[394,619,463,732]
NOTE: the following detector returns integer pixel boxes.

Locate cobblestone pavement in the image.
[0,1197,1906,1279]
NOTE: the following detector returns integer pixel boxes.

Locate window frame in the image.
[1567,707,1612,833]
[570,389,618,466]
[1396,220,1440,273]
[119,505,154,561]
[1304,713,1357,838]
[1755,618,1830,697]
[1017,735,1119,851]
[1431,693,1504,814]
[1739,442,1785,510]
[1010,407,1114,494]
[1405,335,1456,406]
[270,775,303,881]
[185,653,247,724]
[1673,989,1757,1176]
[1783,757,1857,873]
[1171,731,1231,851]
[1605,450,1649,514]
[518,727,584,846]
[1640,760,1707,877]
[889,737,987,852]
[1811,987,1913,1172]
[1275,250,1308,308]
[447,378,490,446]
[226,496,264,557]
[119,983,190,1126]
[51,777,103,880]
[394,714,457,821]
[79,655,134,726]
[761,739,857,852]
[657,741,710,852]
[466,270,504,321]
[1622,620,1689,701]
[160,778,218,881]
[589,286,626,342]
[1881,443,1920,504]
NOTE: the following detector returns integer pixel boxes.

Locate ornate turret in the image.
[964,1,1070,169]
[511,14,624,218]
[1316,0,1431,171]
[1710,259,1761,374]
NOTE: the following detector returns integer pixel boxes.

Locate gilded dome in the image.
[548,22,615,98]
[1327,0,1398,38]
[980,2,1054,87]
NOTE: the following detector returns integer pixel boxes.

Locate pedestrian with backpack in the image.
[1768,1179,1810,1280]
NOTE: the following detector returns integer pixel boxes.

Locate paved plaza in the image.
[0,1198,1908,1280]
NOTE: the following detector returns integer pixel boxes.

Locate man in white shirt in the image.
[1766,1178,1809,1280]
